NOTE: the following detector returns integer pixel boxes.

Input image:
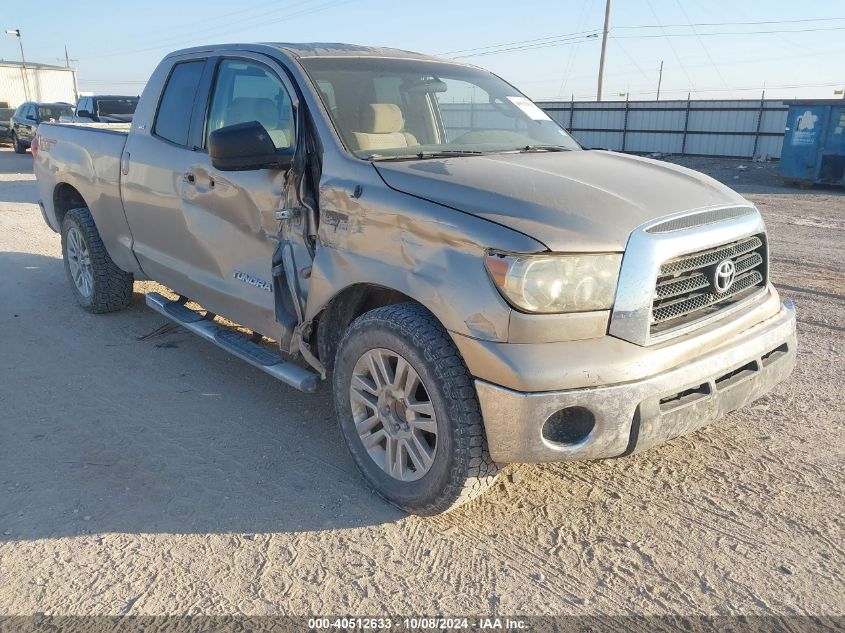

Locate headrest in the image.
[363,103,404,134]
[229,97,279,130]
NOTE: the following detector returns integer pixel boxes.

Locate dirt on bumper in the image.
[476,300,797,463]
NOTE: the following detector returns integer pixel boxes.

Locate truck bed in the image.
[33,121,139,275]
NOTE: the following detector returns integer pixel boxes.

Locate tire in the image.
[60,207,134,313]
[333,302,500,515]
[12,132,26,154]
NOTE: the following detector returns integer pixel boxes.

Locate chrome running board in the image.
[145,292,319,393]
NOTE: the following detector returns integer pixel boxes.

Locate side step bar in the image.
[145,292,319,393]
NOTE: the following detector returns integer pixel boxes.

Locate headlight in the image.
[484,252,622,313]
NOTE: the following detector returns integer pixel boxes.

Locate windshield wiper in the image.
[415,149,485,158]
[367,149,485,161]
[518,145,573,153]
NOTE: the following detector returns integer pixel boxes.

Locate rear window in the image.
[97,98,138,116]
[154,61,205,146]
[38,105,73,121]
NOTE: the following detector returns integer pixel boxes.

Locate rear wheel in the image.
[333,303,500,515]
[12,132,26,154]
[61,207,134,313]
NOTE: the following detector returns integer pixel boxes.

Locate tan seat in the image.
[353,103,418,151]
[226,97,290,148]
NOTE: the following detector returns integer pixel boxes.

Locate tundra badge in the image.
[233,270,272,293]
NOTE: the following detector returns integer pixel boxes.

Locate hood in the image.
[374,150,750,252]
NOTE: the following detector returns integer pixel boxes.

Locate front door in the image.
[181,55,305,341]
[123,54,312,343]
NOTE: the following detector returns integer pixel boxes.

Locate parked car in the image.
[32,43,796,514]
[0,107,14,141]
[10,101,73,153]
[70,95,139,123]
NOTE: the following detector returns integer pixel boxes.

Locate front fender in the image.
[306,168,544,342]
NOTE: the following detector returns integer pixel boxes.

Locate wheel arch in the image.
[53,183,88,228]
[313,282,420,372]
[49,180,144,277]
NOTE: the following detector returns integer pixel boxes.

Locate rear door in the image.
[121,58,210,301]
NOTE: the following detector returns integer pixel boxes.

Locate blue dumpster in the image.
[780,99,845,186]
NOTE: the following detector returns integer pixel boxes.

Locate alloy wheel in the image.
[349,348,438,482]
[66,226,94,298]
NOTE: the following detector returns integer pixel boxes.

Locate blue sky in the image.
[2,0,843,101]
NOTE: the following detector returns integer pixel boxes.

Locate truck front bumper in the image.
[476,300,797,463]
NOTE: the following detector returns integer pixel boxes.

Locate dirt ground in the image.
[0,146,843,617]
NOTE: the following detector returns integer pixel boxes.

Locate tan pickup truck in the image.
[33,43,796,514]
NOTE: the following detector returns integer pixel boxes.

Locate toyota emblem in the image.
[710,259,736,293]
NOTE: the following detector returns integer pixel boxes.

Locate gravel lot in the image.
[0,146,843,617]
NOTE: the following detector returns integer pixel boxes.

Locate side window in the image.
[154,60,205,146]
[205,59,293,150]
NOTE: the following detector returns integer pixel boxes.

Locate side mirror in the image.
[25,113,36,121]
[208,121,294,171]
[76,110,93,119]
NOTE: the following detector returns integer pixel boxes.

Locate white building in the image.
[0,60,77,108]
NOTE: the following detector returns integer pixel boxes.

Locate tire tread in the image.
[339,303,500,514]
[62,207,133,313]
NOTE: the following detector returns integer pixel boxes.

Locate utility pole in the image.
[5,29,29,101]
[60,46,80,103]
[596,0,611,101]
[63,46,79,68]
[656,60,664,100]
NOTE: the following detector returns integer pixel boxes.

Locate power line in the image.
[558,0,596,98]
[537,79,845,101]
[82,0,358,60]
[644,0,696,92]
[439,17,845,60]
[613,16,845,29]
[611,37,655,89]
[450,34,600,60]
[673,0,730,92]
[440,30,600,57]
[613,25,845,39]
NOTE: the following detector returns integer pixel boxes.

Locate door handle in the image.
[183,172,195,185]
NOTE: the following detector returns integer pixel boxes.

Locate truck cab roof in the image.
[166,42,462,65]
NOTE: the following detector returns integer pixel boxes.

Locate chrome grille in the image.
[651,235,767,335]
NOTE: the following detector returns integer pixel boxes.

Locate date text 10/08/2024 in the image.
[307,617,528,630]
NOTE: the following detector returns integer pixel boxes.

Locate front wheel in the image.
[333,303,500,515]
[61,207,134,313]
[12,132,26,154]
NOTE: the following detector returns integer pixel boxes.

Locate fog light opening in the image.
[542,407,596,446]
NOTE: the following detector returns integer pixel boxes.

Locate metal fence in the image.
[440,98,790,159]
[538,98,789,159]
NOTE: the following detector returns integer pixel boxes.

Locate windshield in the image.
[38,105,73,121]
[96,98,138,116]
[300,57,580,159]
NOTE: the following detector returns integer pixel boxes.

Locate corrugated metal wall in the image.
[0,65,77,108]
[439,98,789,159]
[538,99,788,159]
